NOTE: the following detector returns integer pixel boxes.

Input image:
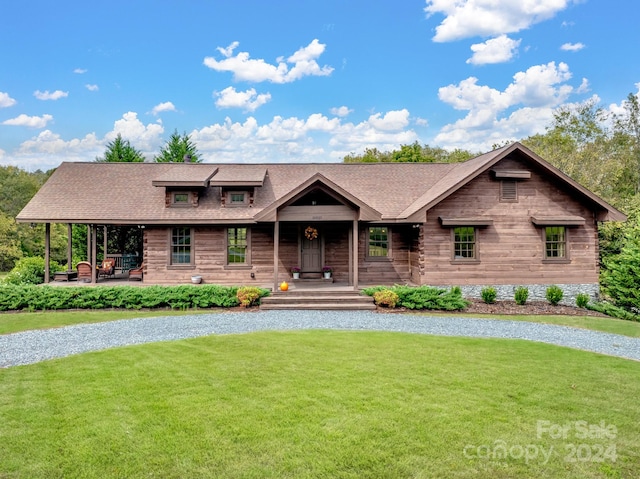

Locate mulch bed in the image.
[461,299,608,317]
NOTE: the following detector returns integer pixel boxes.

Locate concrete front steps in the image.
[260,289,376,311]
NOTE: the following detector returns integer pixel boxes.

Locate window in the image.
[168,191,198,208]
[545,226,566,259]
[230,193,245,203]
[171,227,192,265]
[173,193,189,204]
[224,191,249,206]
[227,227,248,264]
[368,227,389,258]
[453,226,476,260]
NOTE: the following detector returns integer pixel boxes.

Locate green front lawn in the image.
[0,309,216,335]
[0,331,637,478]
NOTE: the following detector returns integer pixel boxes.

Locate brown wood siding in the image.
[144,224,274,285]
[421,156,600,286]
[358,225,412,284]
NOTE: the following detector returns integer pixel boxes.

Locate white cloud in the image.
[214,87,271,112]
[0,91,17,108]
[607,83,640,117]
[330,106,352,117]
[435,61,579,151]
[2,114,53,128]
[34,90,68,101]
[74,68,87,74]
[561,42,585,51]
[151,101,177,115]
[216,41,240,58]
[467,35,521,65]
[367,110,411,131]
[425,0,574,42]
[5,112,165,169]
[203,39,334,83]
[5,109,420,169]
[85,84,99,92]
[107,112,165,153]
[190,110,417,163]
[576,78,589,94]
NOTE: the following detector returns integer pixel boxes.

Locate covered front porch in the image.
[43,223,142,284]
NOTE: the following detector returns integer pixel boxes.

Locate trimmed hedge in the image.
[0,284,270,312]
[363,285,469,311]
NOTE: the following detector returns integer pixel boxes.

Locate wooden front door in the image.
[301,235,322,273]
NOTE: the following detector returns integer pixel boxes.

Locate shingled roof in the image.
[16,142,626,224]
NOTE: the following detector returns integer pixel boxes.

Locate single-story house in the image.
[17,142,626,300]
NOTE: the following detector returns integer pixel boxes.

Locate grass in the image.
[0,330,638,478]
[0,309,218,335]
[416,311,640,338]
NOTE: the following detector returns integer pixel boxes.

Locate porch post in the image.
[352,219,359,288]
[91,224,97,284]
[348,226,353,285]
[67,223,73,271]
[273,220,280,291]
[44,223,51,283]
[103,225,108,260]
[86,224,91,263]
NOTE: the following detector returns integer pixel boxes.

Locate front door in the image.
[301,235,322,273]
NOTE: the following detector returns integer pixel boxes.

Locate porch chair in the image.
[129,263,144,281]
[98,258,116,279]
[76,261,93,282]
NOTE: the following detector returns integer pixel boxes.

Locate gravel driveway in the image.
[1,310,639,368]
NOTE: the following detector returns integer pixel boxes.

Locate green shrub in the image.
[514,286,529,305]
[3,256,63,285]
[373,289,399,308]
[586,301,640,322]
[236,286,266,307]
[363,285,469,311]
[481,287,497,304]
[600,224,640,313]
[0,284,270,312]
[546,285,564,306]
[575,293,590,308]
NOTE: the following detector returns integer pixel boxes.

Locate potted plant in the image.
[322,266,332,279]
[291,266,301,279]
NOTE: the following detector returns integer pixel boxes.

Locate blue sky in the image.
[1,0,639,171]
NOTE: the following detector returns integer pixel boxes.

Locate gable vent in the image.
[500,180,517,201]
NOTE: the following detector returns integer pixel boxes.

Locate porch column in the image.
[273,220,280,291]
[91,224,97,284]
[44,223,50,283]
[103,225,108,260]
[352,219,359,288]
[86,224,91,263]
[67,223,73,271]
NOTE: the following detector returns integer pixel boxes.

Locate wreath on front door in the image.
[304,226,318,240]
